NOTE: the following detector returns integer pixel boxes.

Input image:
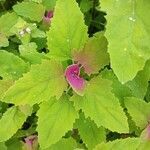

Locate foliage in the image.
[0,0,149,149]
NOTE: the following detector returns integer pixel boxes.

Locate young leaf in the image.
[124,97,150,129]
[0,106,27,142]
[75,112,106,149]
[94,138,140,150]
[3,60,67,106]
[0,50,29,80]
[0,12,18,36]
[101,0,150,83]
[13,1,45,22]
[37,96,78,149]
[44,138,77,150]
[71,76,129,133]
[47,0,88,60]
[73,32,109,75]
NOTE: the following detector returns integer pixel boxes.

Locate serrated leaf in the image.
[0,79,14,99]
[126,60,150,99]
[73,32,109,75]
[13,2,45,22]
[44,138,77,150]
[75,112,106,149]
[94,138,140,150]
[37,96,78,149]
[47,0,88,60]
[101,0,150,83]
[124,97,150,129]
[3,60,67,106]
[0,106,27,142]
[19,42,46,64]
[0,50,29,80]
[0,12,18,36]
[71,76,129,133]
[101,69,132,100]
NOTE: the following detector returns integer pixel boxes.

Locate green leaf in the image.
[73,32,109,75]
[37,96,78,149]
[79,0,93,13]
[0,50,29,80]
[13,2,45,22]
[75,112,106,149]
[0,106,27,142]
[0,34,9,47]
[124,97,150,129]
[71,76,129,133]
[0,12,18,36]
[94,138,140,150]
[19,42,46,64]
[6,138,23,150]
[0,79,14,99]
[101,0,150,83]
[3,60,67,106]
[47,0,88,60]
[126,60,150,99]
[44,138,77,150]
[42,0,56,10]
[101,69,132,100]
[0,143,7,150]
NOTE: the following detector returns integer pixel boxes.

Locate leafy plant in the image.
[0,0,150,150]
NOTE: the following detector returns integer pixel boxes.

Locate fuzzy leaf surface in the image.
[71,76,129,133]
[37,96,78,149]
[47,0,88,60]
[3,60,67,105]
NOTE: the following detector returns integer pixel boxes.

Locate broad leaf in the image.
[13,2,45,22]
[37,96,78,149]
[71,76,129,133]
[75,112,106,149]
[0,12,18,36]
[0,143,7,150]
[3,60,67,106]
[73,32,109,75]
[19,42,46,64]
[126,60,150,99]
[47,0,88,60]
[0,106,27,142]
[94,138,140,150]
[101,0,150,83]
[0,50,29,80]
[124,97,150,129]
[44,138,77,150]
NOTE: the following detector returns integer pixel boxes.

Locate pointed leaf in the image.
[75,112,106,149]
[0,106,27,142]
[47,0,88,60]
[71,76,129,133]
[124,97,150,129]
[13,2,45,22]
[3,60,67,106]
[94,138,140,150]
[0,50,29,80]
[126,60,150,99]
[101,0,150,83]
[73,32,109,75]
[37,96,78,149]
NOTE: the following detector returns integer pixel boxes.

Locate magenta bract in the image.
[65,64,86,96]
